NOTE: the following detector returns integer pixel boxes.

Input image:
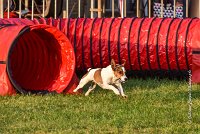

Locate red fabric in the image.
[1,18,200,83]
[3,12,18,18]
[190,19,200,83]
[0,24,77,95]
[192,53,200,83]
[0,25,25,96]
[63,73,82,94]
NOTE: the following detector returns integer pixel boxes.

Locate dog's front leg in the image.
[116,83,127,98]
[104,84,120,95]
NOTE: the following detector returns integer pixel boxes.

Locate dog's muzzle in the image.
[120,77,128,83]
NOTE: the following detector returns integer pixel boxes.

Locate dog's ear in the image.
[122,59,126,66]
[111,59,116,70]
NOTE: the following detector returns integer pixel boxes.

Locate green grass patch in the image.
[0,78,199,133]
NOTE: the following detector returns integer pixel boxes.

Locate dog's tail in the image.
[87,68,92,72]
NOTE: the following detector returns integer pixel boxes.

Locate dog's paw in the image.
[73,89,77,93]
[122,95,128,98]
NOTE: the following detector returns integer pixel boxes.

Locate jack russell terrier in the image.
[73,59,128,97]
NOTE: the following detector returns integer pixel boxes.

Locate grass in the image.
[0,78,200,133]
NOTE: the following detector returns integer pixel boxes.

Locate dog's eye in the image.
[119,71,123,74]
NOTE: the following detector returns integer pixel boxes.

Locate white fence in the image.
[0,0,190,19]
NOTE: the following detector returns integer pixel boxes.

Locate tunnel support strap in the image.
[193,51,200,54]
[0,61,6,64]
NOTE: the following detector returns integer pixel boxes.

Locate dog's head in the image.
[111,59,128,83]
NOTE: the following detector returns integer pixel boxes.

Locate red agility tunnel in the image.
[64,18,199,72]
[1,18,200,83]
[0,24,78,96]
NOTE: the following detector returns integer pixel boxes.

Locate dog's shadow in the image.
[180,85,200,99]
[123,78,187,91]
[192,88,200,99]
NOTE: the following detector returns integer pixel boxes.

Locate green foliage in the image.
[0,79,199,133]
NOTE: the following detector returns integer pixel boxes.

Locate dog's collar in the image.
[113,77,121,83]
[115,78,120,82]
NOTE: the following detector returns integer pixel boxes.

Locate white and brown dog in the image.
[73,59,128,97]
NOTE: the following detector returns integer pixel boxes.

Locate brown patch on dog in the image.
[111,59,116,71]
[114,65,124,79]
[94,69,103,84]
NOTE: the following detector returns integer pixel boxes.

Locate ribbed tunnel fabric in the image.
[0,24,75,95]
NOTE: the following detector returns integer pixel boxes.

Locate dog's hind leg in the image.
[85,82,96,96]
[73,75,91,93]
